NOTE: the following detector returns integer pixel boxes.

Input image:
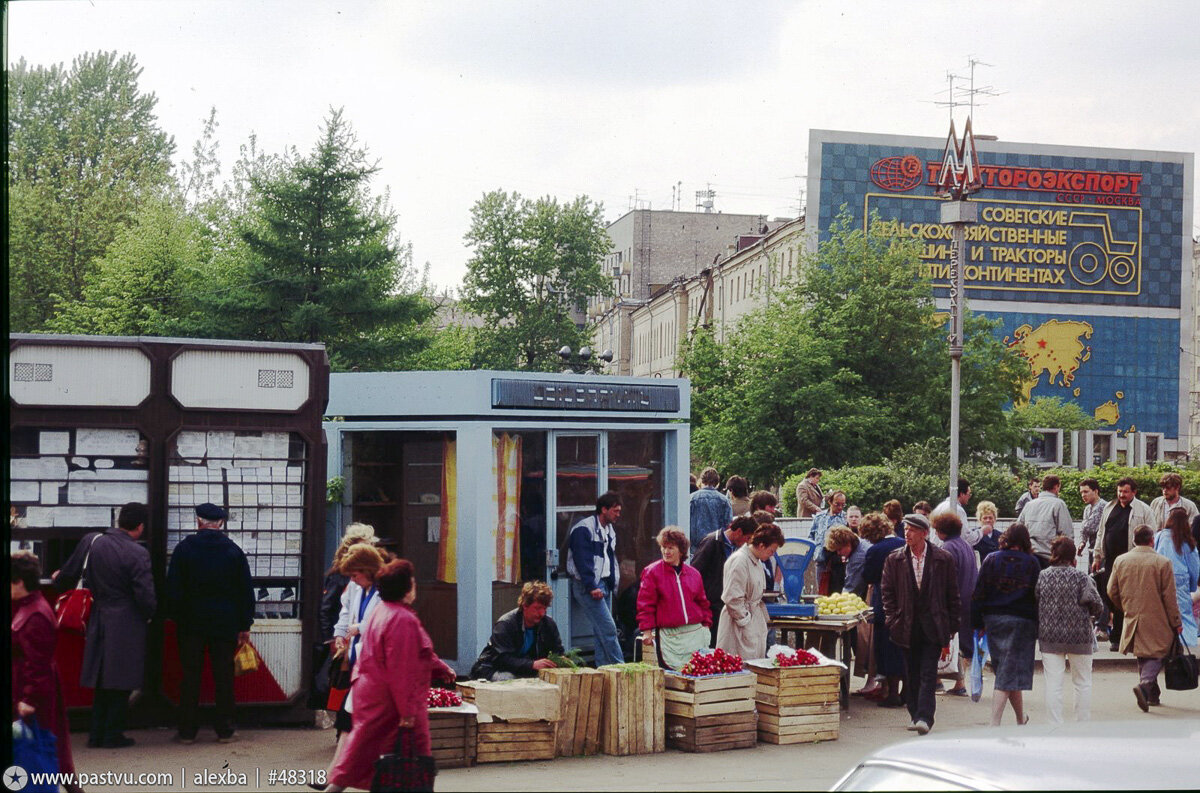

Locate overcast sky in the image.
[8,0,1199,291]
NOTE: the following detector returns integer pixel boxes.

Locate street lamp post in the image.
[935,118,983,509]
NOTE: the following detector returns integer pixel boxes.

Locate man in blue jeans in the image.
[566,491,624,666]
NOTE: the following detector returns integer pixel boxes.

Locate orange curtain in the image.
[493,433,522,583]
[437,437,457,583]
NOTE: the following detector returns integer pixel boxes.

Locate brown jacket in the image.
[796,479,824,518]
[880,544,960,649]
[1107,545,1182,657]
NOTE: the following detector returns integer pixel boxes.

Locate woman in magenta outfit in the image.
[636,526,712,669]
[325,558,455,792]
[11,551,79,791]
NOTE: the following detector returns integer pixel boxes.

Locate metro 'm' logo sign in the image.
[935,117,982,199]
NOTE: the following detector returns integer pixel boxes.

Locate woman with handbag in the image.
[1036,537,1104,722]
[312,523,377,711]
[11,551,83,793]
[1155,508,1200,648]
[321,558,455,793]
[330,544,387,736]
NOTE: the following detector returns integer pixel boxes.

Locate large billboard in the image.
[808,130,1194,446]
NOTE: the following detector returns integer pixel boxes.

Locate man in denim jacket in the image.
[566,491,624,665]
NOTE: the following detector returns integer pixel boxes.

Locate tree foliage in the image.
[214,109,433,370]
[460,191,612,371]
[680,210,1027,485]
[8,51,175,330]
[46,196,209,336]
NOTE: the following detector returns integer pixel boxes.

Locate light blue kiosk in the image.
[323,370,690,675]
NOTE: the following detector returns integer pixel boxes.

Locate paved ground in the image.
[57,657,1200,792]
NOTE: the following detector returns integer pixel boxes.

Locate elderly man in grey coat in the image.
[56,502,156,748]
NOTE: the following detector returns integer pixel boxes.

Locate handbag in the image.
[937,633,960,676]
[12,717,59,793]
[1164,634,1199,691]
[326,648,351,711]
[372,726,436,792]
[233,641,261,676]
[54,533,102,634]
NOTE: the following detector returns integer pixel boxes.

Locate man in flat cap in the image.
[167,503,254,743]
[880,513,960,736]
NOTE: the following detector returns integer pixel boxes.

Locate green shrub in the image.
[1040,463,1198,515]
[783,461,1197,519]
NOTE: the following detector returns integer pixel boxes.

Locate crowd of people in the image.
[11,469,1199,787]
[11,501,254,792]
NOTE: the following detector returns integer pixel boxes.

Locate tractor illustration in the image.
[1067,211,1137,286]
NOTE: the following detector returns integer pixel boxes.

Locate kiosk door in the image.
[548,432,608,652]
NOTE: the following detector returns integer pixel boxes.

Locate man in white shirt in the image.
[1149,471,1199,529]
[1019,474,1075,568]
[932,479,980,547]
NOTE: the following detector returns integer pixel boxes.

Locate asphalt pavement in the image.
[54,657,1199,792]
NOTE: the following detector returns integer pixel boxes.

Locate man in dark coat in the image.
[690,515,755,646]
[55,501,156,749]
[167,503,254,743]
[471,581,564,680]
[880,513,960,736]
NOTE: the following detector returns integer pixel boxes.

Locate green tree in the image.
[47,196,209,336]
[217,109,433,370]
[681,210,1026,484]
[8,51,176,330]
[460,190,612,371]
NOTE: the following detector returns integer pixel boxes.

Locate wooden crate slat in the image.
[757,728,839,745]
[665,686,756,705]
[663,670,757,693]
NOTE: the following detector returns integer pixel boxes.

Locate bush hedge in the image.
[782,462,1197,519]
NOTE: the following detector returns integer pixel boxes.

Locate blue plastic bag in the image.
[12,717,59,792]
[969,631,989,702]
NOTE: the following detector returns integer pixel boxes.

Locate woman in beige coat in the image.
[717,524,785,660]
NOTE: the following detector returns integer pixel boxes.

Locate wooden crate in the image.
[538,667,605,757]
[475,719,557,763]
[747,661,840,744]
[662,671,756,753]
[428,705,477,768]
[599,664,665,756]
[665,711,758,752]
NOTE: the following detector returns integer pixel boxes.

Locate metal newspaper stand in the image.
[8,334,329,721]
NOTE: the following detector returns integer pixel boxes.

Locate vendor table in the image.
[767,616,865,710]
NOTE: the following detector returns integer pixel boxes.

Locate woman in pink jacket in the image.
[637,526,713,669]
[323,558,455,792]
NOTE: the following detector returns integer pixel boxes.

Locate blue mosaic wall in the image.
[982,311,1180,436]
[815,141,1186,309]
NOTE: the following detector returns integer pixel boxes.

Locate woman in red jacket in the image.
[11,551,80,793]
[637,527,713,669]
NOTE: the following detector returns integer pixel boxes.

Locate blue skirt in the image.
[984,613,1036,691]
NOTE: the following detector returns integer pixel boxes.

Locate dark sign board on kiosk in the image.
[492,378,681,412]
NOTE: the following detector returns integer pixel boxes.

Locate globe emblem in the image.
[870,155,924,191]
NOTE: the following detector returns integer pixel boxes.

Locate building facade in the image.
[807,129,1195,459]
[590,209,773,374]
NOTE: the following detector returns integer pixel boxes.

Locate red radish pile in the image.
[774,649,820,667]
[428,687,463,708]
[679,648,743,676]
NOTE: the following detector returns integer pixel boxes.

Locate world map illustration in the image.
[1002,319,1122,425]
